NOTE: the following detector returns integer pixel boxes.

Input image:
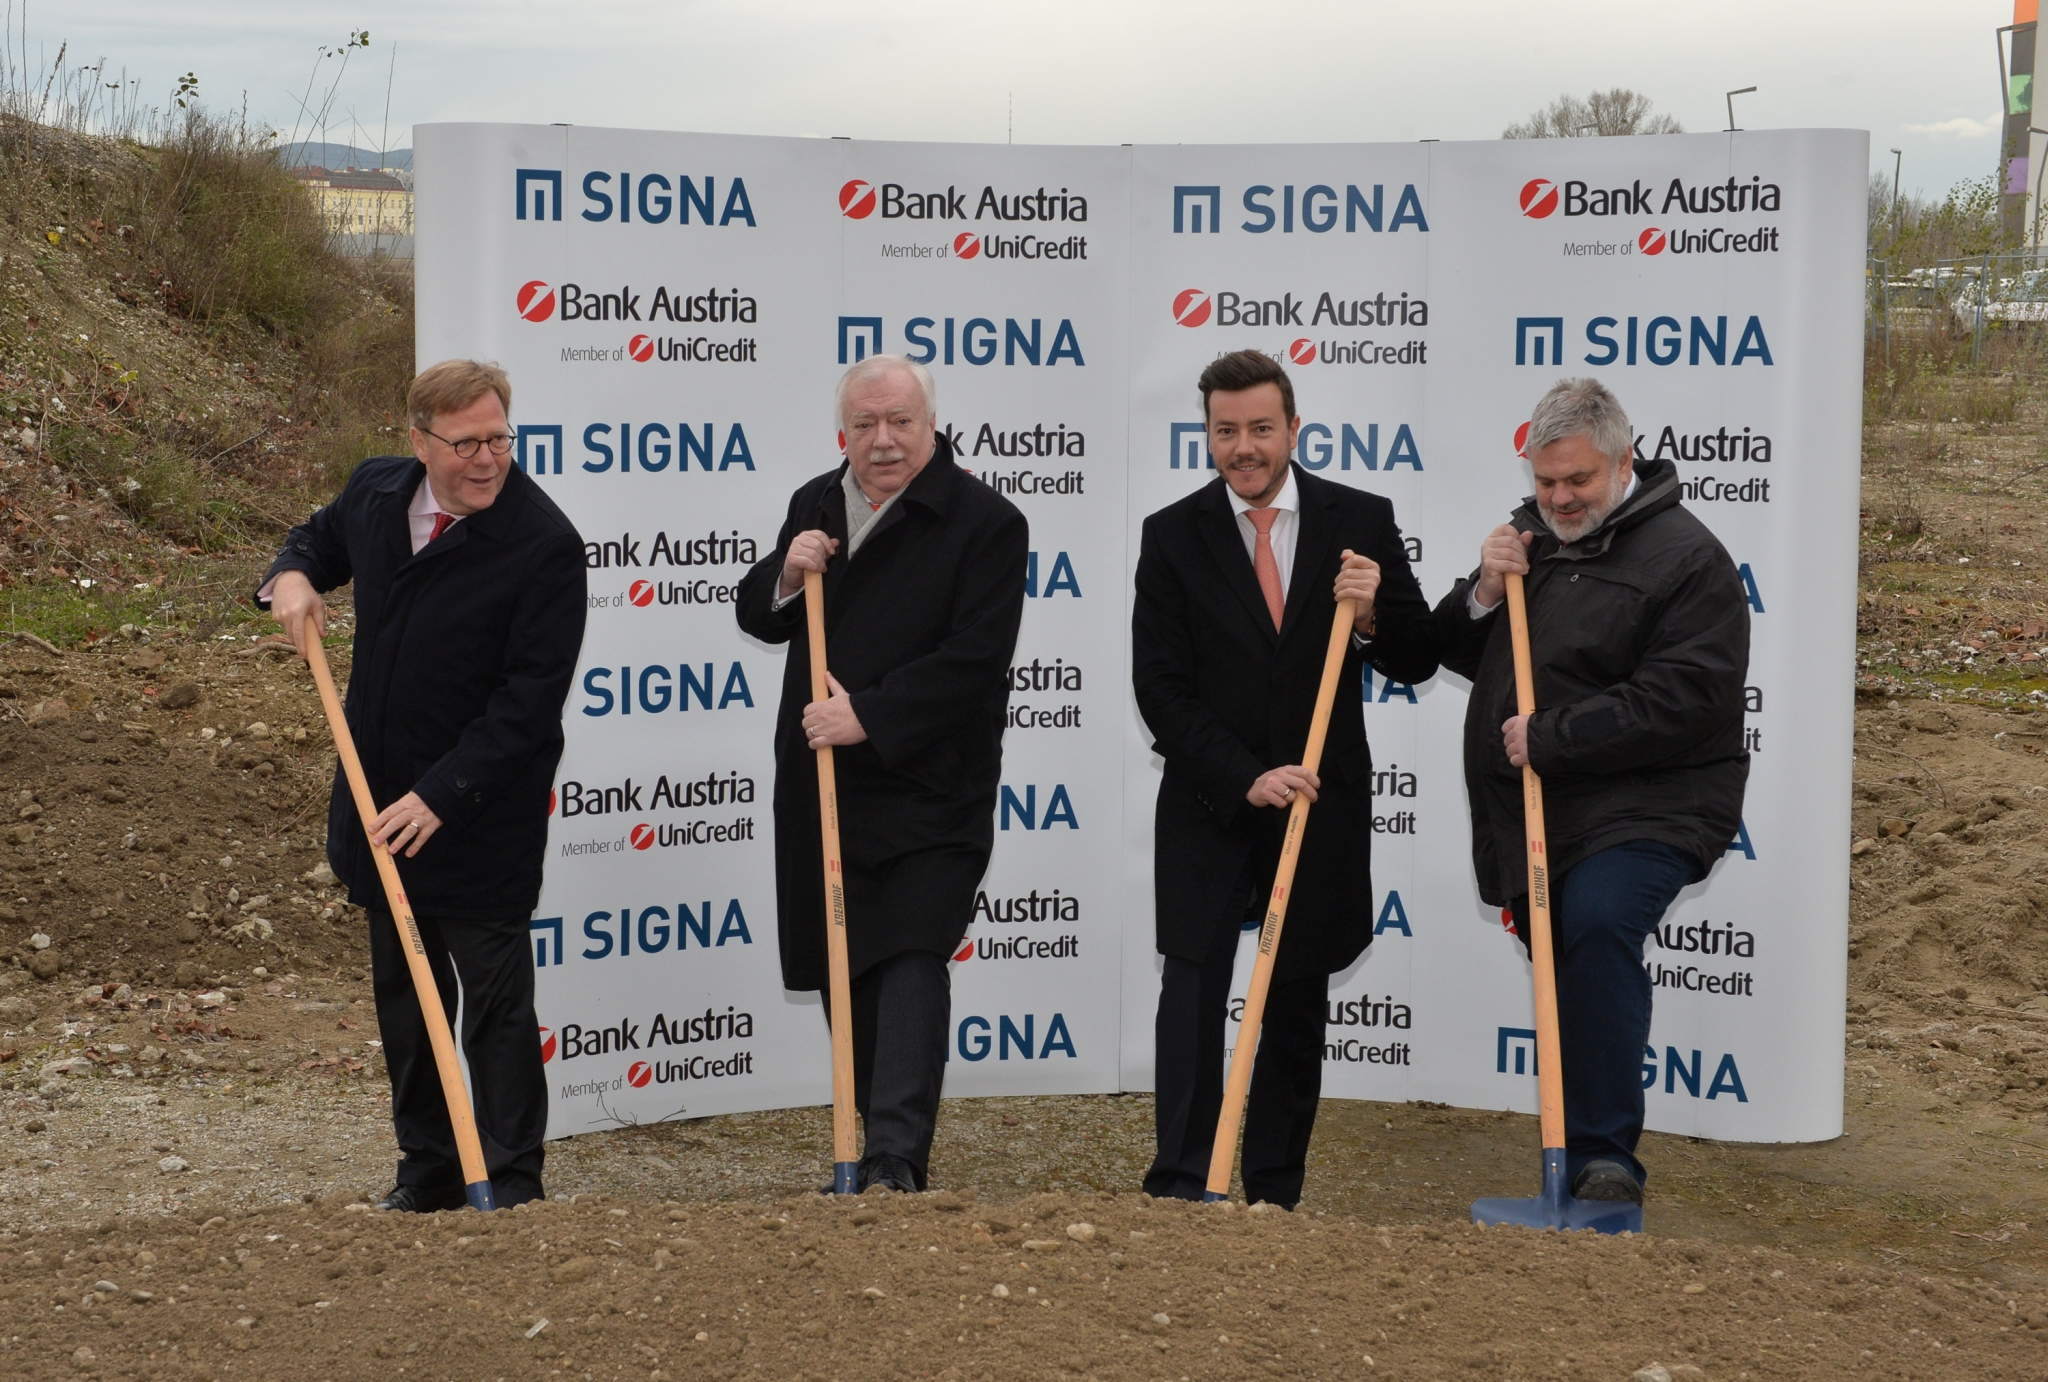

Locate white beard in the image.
[1540,467,1630,543]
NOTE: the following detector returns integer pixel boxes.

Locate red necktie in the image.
[428,512,456,543]
[1245,507,1285,631]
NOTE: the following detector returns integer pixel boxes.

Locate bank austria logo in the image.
[954,232,981,258]
[840,179,878,218]
[539,1025,557,1062]
[838,179,1088,222]
[628,334,654,362]
[1288,339,1316,366]
[517,280,557,321]
[1519,178,1559,219]
[1172,289,1212,328]
[1172,183,1427,234]
[954,1012,1078,1061]
[513,167,756,226]
[1639,227,1666,255]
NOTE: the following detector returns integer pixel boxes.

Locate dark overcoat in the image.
[1431,456,1750,905]
[1132,464,1439,984]
[734,436,1028,992]
[258,456,587,919]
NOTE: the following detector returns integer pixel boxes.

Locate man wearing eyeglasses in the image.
[259,359,587,1212]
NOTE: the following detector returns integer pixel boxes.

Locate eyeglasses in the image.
[420,428,514,460]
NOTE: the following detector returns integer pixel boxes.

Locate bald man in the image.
[735,355,1028,1193]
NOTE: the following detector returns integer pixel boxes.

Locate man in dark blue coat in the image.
[260,359,586,1211]
[1133,350,1438,1207]
[736,354,1026,1194]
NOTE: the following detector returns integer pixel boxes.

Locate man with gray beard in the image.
[1433,377,1750,1207]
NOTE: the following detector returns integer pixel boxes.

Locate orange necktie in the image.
[1245,506,1285,631]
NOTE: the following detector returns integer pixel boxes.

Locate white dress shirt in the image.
[1226,468,1300,601]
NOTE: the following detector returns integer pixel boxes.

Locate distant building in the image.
[288,166,413,254]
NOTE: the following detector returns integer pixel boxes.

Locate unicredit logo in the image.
[517,280,557,321]
[1288,338,1316,366]
[1513,421,1531,457]
[954,232,981,259]
[628,333,654,361]
[1638,227,1666,255]
[631,823,655,850]
[628,579,655,607]
[627,1060,653,1087]
[839,179,877,219]
[1519,179,1559,219]
[1173,289,1212,328]
[539,1026,557,1062]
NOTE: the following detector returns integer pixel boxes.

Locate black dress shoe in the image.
[858,1154,921,1194]
[1571,1160,1644,1205]
[376,1183,469,1213]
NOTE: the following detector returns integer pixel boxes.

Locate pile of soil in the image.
[0,633,357,999]
[6,1189,2043,1382]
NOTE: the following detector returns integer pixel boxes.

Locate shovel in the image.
[1469,571,1641,1235]
[804,568,860,1195]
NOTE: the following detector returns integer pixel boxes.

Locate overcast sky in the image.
[34,0,2015,197]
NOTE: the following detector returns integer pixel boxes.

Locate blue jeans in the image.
[1508,840,1696,1189]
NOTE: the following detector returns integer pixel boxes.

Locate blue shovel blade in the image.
[464,1180,497,1212]
[1470,1150,1641,1236]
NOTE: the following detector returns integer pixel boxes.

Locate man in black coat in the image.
[1433,376,1749,1207]
[262,359,586,1211]
[1133,350,1438,1207]
[735,354,1026,1194]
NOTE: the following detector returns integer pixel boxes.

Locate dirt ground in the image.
[0,638,2044,1379]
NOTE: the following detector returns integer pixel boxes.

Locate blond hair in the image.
[408,359,512,431]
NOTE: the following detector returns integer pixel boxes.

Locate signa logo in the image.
[628,334,655,361]
[517,280,556,321]
[539,1026,557,1062]
[627,1061,653,1088]
[1288,338,1316,366]
[1173,289,1212,328]
[954,232,982,259]
[1638,227,1667,255]
[839,180,877,219]
[630,823,655,851]
[1513,421,1531,457]
[1519,179,1559,219]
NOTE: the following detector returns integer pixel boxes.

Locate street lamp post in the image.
[1725,86,1758,132]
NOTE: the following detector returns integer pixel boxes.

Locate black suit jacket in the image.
[259,457,587,919]
[1132,465,1437,982]
[735,435,1028,990]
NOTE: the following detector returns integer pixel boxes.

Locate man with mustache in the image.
[1435,377,1750,1207]
[736,354,1026,1194]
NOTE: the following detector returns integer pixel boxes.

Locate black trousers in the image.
[821,948,950,1190]
[370,909,547,1206]
[1145,865,1328,1207]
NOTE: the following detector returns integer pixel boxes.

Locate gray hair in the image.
[836,354,936,426]
[1525,377,1633,467]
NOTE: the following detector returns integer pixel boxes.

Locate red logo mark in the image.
[631,823,655,851]
[839,179,876,219]
[628,579,654,607]
[953,232,981,259]
[539,1026,557,1062]
[628,333,654,361]
[548,789,556,816]
[1513,421,1531,458]
[1500,907,1517,933]
[1172,288,1212,328]
[516,280,556,321]
[1638,226,1666,255]
[1288,338,1316,366]
[627,1061,652,1088]
[953,940,974,962]
[1518,179,1558,219]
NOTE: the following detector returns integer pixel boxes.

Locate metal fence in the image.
[1869,253,2048,364]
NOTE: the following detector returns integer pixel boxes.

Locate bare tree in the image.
[1503,89,1683,139]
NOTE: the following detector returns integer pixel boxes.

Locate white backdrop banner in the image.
[414,125,1864,1145]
